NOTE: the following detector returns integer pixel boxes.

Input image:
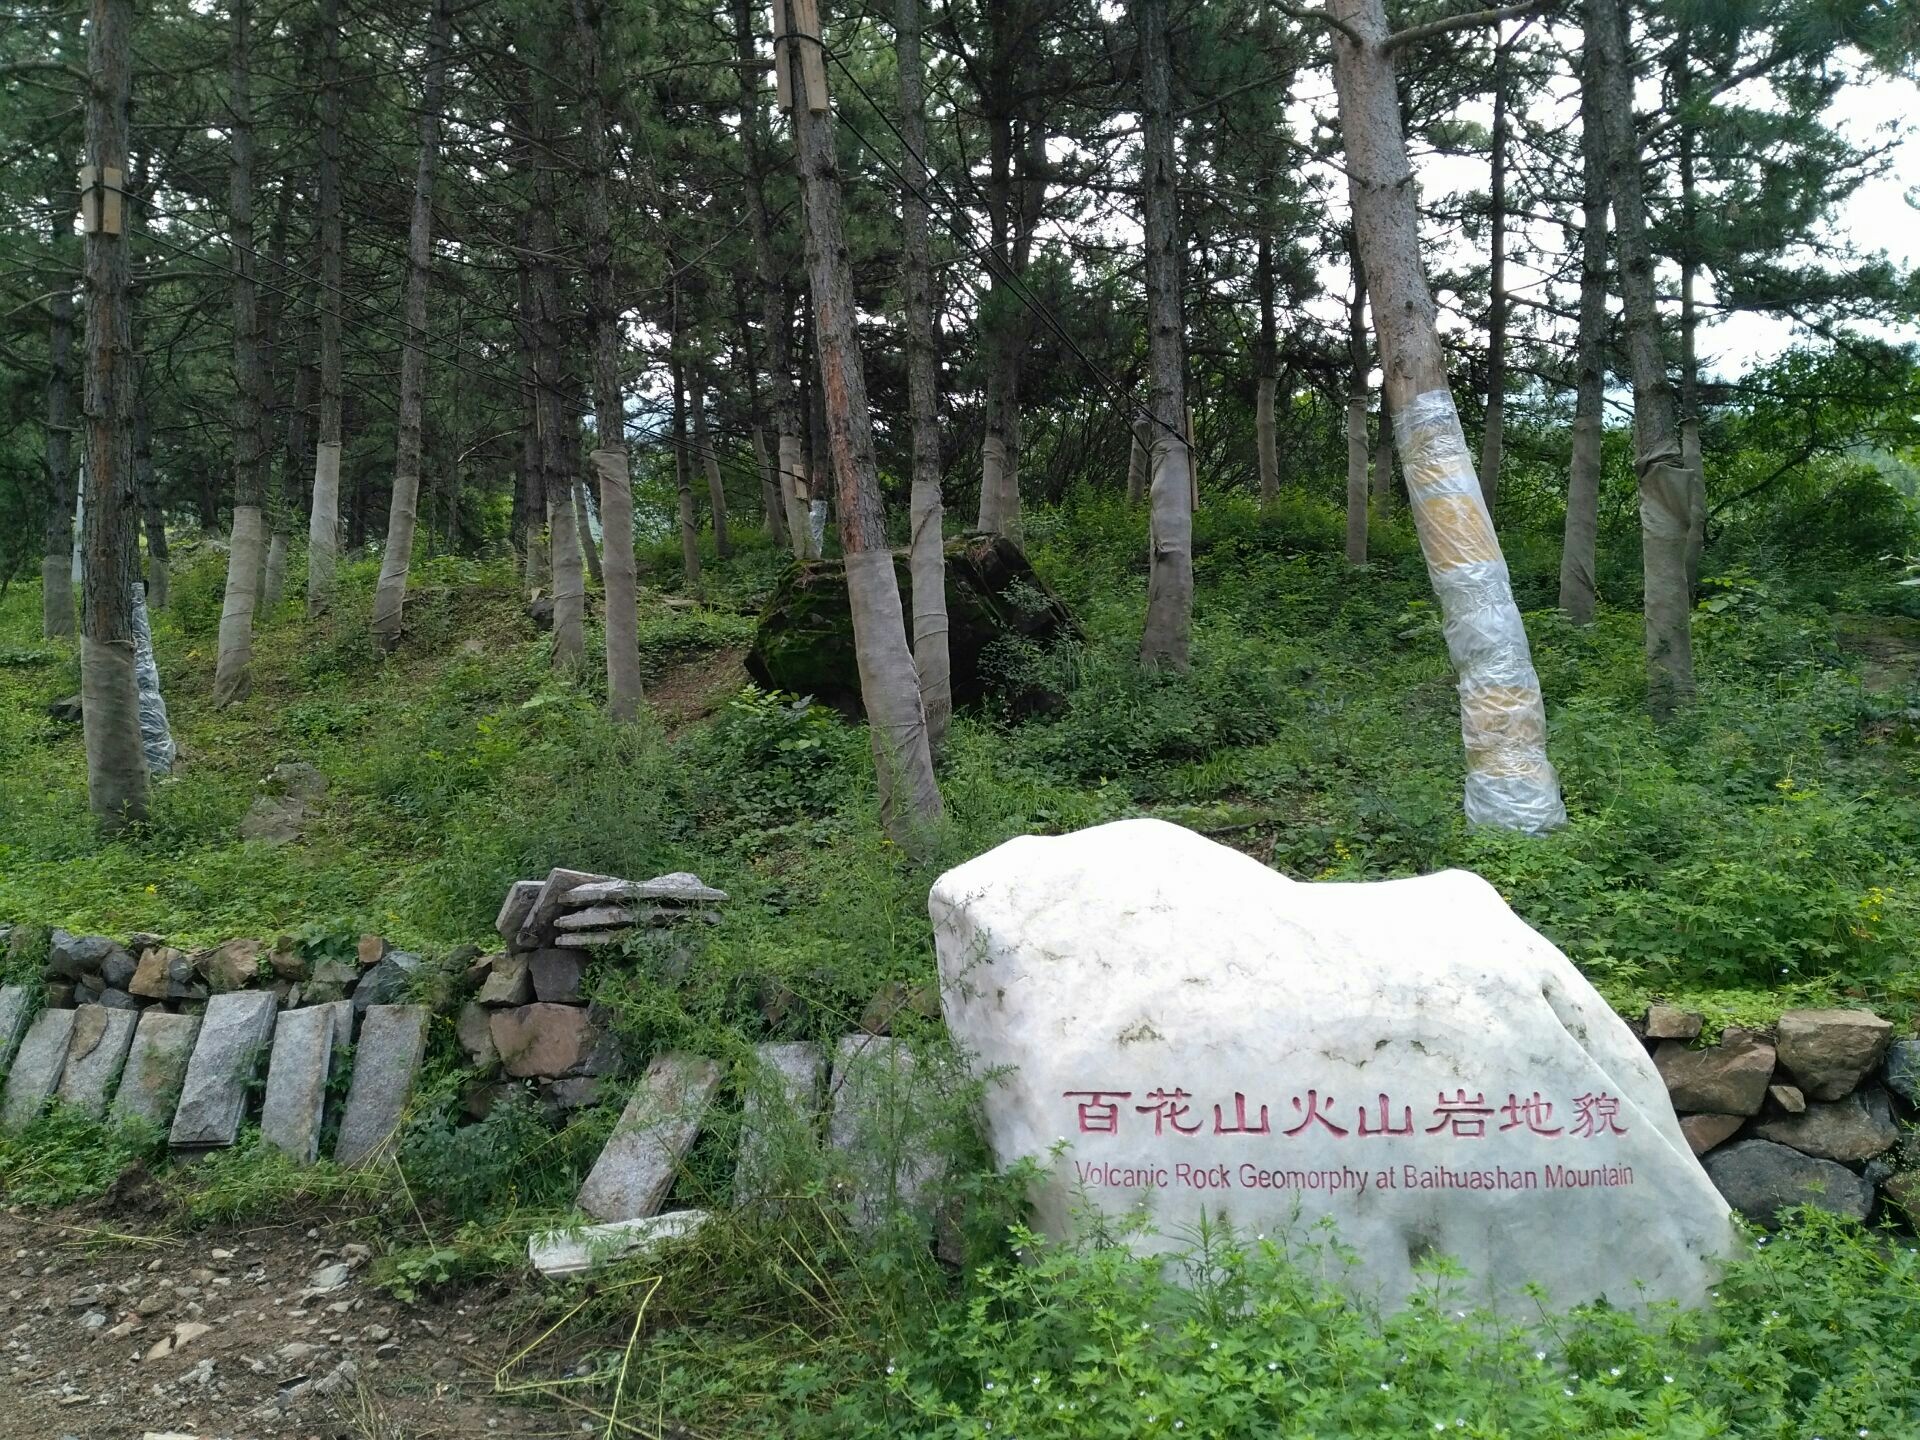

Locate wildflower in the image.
[1663,1375,1673,1384]
[1267,1363,1278,1372]
[886,1365,895,1376]
[1208,1342,1218,1351]
[1533,1351,1546,1362]
[1608,1367,1621,1377]
[1379,1382,1391,1392]
[984,1382,994,1391]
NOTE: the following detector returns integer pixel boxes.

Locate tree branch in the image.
[1386,0,1554,53]
[1270,4,1363,49]
[0,59,87,83]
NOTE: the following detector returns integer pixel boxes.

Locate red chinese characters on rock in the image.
[1061,1086,1630,1143]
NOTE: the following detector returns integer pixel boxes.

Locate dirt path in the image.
[0,1206,575,1440]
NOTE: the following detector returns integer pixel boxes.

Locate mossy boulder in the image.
[745,534,1078,716]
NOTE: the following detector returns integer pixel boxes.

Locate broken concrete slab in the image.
[0,985,32,1078]
[54,1004,139,1118]
[827,1034,940,1232]
[734,1041,826,1204]
[552,930,635,949]
[575,1053,721,1222]
[0,1007,78,1130]
[169,990,278,1151]
[334,1004,429,1166]
[261,1005,338,1164]
[109,1011,201,1130]
[529,1209,710,1278]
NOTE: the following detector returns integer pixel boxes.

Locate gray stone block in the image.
[496,879,543,943]
[518,868,616,949]
[334,1004,429,1166]
[734,1042,826,1204]
[576,1053,720,1222]
[1885,1037,1919,1106]
[109,1011,201,1130]
[529,1210,709,1278]
[1703,1137,1874,1227]
[0,985,33,1078]
[169,990,278,1150]
[261,1005,339,1164]
[54,1005,139,1118]
[828,1034,939,1232]
[0,1008,77,1130]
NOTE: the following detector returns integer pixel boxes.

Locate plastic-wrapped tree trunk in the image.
[79,0,149,830]
[1134,0,1193,671]
[256,181,295,609]
[1587,0,1693,715]
[733,0,811,560]
[42,188,77,639]
[1343,253,1369,565]
[571,0,642,717]
[213,0,269,707]
[370,0,450,652]
[778,0,942,850]
[896,0,951,753]
[1328,0,1565,831]
[306,0,344,618]
[1559,43,1607,624]
[1676,47,1706,592]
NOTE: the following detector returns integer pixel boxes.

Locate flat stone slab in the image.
[576,1053,720,1222]
[495,879,543,943]
[261,1006,339,1164]
[552,929,633,949]
[0,985,33,1077]
[169,990,278,1150]
[529,1209,710,1278]
[827,1034,939,1231]
[109,1012,202,1130]
[55,1004,140,1118]
[334,1004,429,1166]
[568,873,729,906]
[1,1008,78,1130]
[555,905,637,931]
[735,1041,826,1204]
[519,868,616,949]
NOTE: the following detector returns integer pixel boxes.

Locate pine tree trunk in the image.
[1588,0,1693,715]
[573,475,603,584]
[371,0,449,651]
[896,0,951,753]
[782,0,942,849]
[1328,0,1566,831]
[1125,419,1149,502]
[734,0,809,560]
[1255,226,1279,508]
[81,0,148,830]
[669,340,701,589]
[1135,0,1193,671]
[133,347,168,609]
[1677,64,1705,592]
[572,0,641,716]
[263,350,312,609]
[1559,50,1607,624]
[306,0,344,618]
[735,274,790,551]
[1371,388,1394,509]
[214,0,268,706]
[1344,257,1370,565]
[256,179,294,608]
[691,369,731,558]
[1478,48,1508,523]
[42,189,77,639]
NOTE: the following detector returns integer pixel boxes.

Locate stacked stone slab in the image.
[463,868,729,1112]
[1642,1004,1916,1228]
[0,926,429,1160]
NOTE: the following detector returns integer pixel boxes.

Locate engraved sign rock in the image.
[931,818,1733,1313]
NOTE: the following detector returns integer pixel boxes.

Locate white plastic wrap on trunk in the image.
[131,582,175,776]
[1394,389,1565,833]
[809,499,828,556]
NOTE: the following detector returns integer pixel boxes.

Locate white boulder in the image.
[931,818,1732,1313]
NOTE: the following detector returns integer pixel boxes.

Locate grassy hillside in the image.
[3,494,1916,1031]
